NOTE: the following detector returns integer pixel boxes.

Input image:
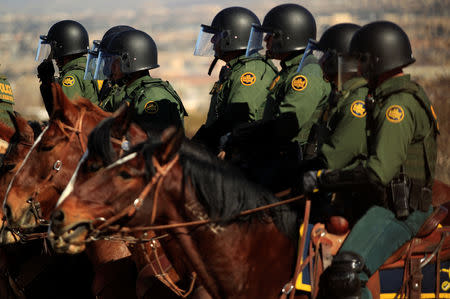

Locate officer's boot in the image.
[317,251,369,299]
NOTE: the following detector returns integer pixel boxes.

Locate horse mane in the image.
[87,117,117,165]
[143,138,300,240]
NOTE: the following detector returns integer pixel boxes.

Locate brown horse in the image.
[0,84,144,299]
[0,112,39,243]
[50,127,304,299]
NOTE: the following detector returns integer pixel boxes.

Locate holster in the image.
[389,174,411,219]
[388,174,432,219]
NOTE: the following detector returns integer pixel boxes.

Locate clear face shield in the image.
[194,25,222,57]
[245,25,267,57]
[84,40,100,80]
[93,51,120,80]
[35,35,53,62]
[296,39,324,73]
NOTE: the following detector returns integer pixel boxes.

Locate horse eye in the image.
[119,171,132,179]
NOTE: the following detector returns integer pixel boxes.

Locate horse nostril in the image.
[52,210,65,225]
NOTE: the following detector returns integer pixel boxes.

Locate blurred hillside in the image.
[0,0,449,183]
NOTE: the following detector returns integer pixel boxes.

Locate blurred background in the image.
[1,0,449,183]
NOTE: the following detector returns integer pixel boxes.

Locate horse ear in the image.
[9,111,34,144]
[159,126,184,163]
[49,83,78,123]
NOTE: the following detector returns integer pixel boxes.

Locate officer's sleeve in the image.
[135,97,182,132]
[59,72,82,101]
[227,69,270,122]
[278,64,328,129]
[366,99,415,186]
[321,99,367,170]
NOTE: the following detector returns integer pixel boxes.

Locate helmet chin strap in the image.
[208,57,219,76]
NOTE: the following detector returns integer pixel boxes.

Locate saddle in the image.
[308,206,450,299]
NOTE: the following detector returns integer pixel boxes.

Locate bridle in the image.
[5,108,88,237]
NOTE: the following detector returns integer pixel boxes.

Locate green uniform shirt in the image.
[205,54,278,128]
[366,75,437,186]
[263,53,331,145]
[0,75,15,130]
[108,75,187,130]
[320,77,369,170]
[58,56,99,105]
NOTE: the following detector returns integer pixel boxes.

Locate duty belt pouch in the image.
[389,173,411,219]
[409,180,432,212]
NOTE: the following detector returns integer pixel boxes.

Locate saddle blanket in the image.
[296,224,450,298]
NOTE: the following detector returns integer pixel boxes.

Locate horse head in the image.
[0,112,38,243]
[49,126,184,254]
[3,83,110,237]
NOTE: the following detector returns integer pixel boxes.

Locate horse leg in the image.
[86,240,137,299]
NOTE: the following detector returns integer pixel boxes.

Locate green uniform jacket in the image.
[0,75,15,130]
[320,77,368,170]
[205,54,278,128]
[58,56,99,104]
[108,75,187,130]
[263,53,331,145]
[366,75,437,187]
[99,82,126,112]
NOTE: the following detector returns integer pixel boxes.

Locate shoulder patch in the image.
[350,100,366,118]
[240,72,256,86]
[144,100,158,114]
[291,75,308,91]
[385,105,405,123]
[269,75,280,91]
[62,76,75,87]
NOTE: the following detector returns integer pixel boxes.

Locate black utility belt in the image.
[388,175,431,219]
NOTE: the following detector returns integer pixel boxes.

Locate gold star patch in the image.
[386,105,405,123]
[240,72,256,86]
[291,75,308,91]
[62,76,75,87]
[350,100,367,118]
[144,100,158,114]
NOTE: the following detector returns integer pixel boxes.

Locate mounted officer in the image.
[84,25,135,110]
[192,6,278,155]
[232,4,331,192]
[94,29,187,131]
[301,23,369,224]
[303,21,439,299]
[36,20,99,112]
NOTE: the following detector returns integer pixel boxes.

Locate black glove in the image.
[302,170,323,193]
[37,59,55,84]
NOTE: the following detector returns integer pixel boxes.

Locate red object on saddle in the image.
[326,216,349,235]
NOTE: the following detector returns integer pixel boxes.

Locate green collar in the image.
[342,76,367,92]
[374,74,414,99]
[280,53,303,70]
[60,56,86,73]
[227,53,263,68]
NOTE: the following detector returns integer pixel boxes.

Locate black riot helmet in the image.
[41,20,89,59]
[350,21,415,79]
[99,25,135,51]
[317,23,361,77]
[194,7,260,57]
[261,4,316,56]
[105,29,159,74]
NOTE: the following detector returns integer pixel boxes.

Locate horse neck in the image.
[155,165,296,298]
